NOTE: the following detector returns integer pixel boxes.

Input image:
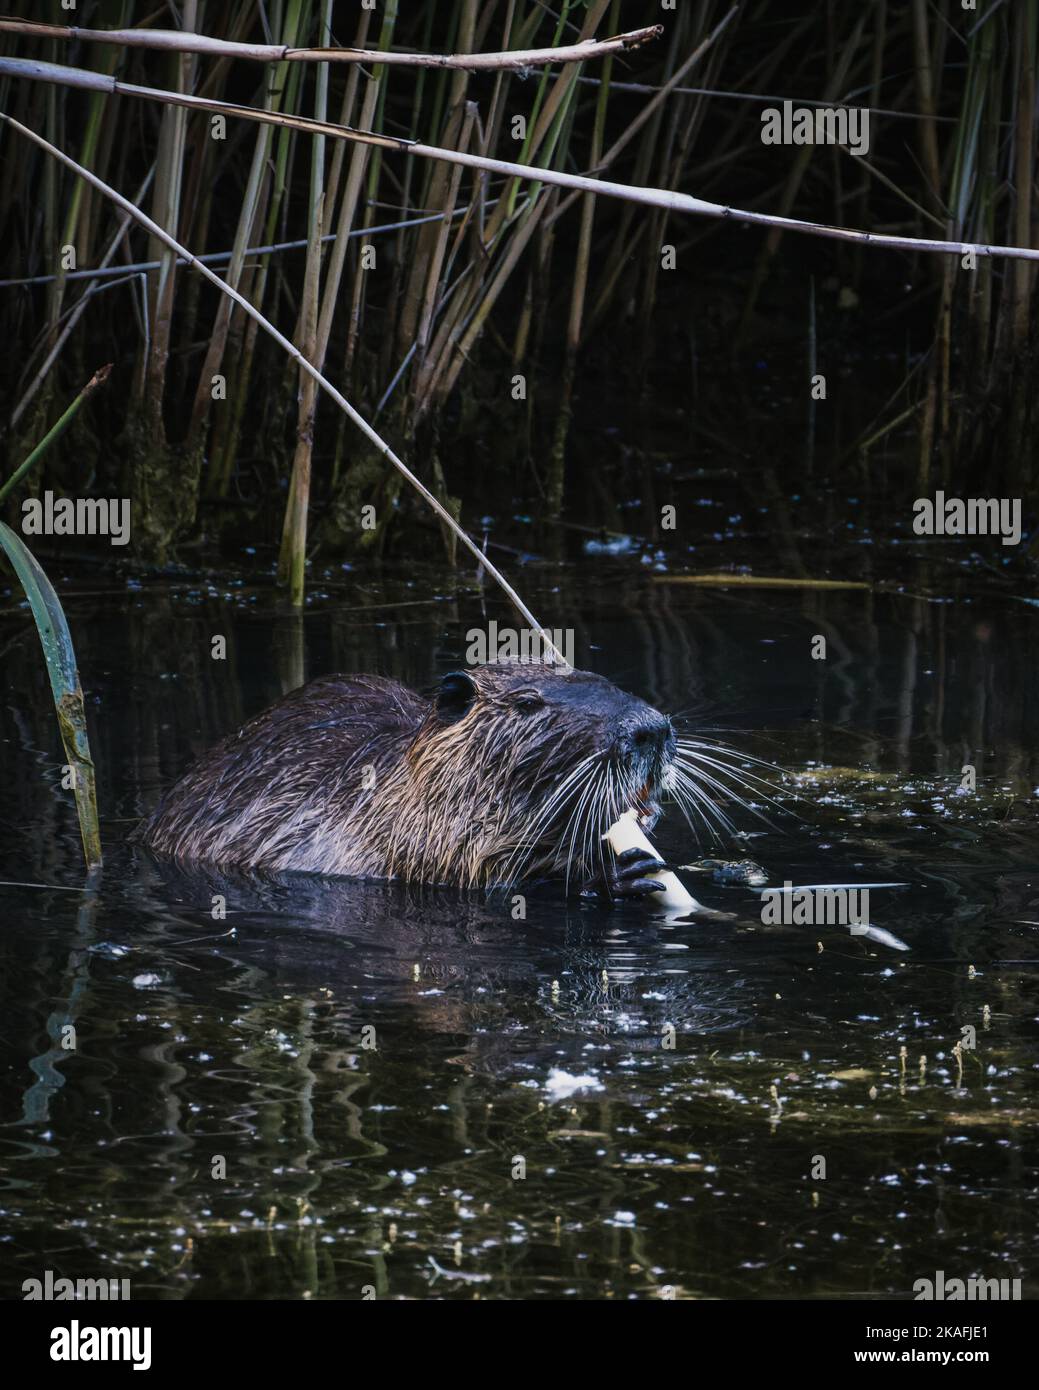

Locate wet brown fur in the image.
[138,662,674,888]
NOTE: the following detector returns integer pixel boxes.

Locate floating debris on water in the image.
[680,857,769,886]
[545,1068,605,1100]
[852,923,910,952]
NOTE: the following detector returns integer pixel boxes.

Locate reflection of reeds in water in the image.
[0,0,1036,566]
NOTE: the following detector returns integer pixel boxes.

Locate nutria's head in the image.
[392,661,677,888]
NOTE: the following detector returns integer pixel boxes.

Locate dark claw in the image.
[582,846,670,901]
[615,847,672,881]
[616,876,669,898]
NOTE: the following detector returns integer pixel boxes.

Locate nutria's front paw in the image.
[585,846,670,901]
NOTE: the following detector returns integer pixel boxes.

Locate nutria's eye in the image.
[436,670,478,724]
[514,695,544,715]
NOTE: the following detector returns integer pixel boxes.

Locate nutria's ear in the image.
[435,670,478,723]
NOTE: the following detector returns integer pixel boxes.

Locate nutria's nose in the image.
[620,711,673,758]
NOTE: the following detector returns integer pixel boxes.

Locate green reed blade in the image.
[0,520,102,869]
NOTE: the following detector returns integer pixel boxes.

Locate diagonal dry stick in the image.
[0,111,569,667]
[3,55,1039,263]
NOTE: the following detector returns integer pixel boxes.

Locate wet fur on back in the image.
[139,675,423,877]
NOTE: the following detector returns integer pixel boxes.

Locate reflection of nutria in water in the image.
[138,662,683,897]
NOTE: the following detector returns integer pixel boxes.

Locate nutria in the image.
[138,661,680,898]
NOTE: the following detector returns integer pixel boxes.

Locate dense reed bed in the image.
[0,0,1036,573]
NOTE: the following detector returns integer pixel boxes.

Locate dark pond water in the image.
[1,505,1038,1300]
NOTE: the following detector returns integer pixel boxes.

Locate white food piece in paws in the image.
[604,809,701,914]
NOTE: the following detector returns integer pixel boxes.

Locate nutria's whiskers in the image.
[670,768,739,844]
[495,750,601,889]
[677,738,792,800]
[674,736,796,834]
